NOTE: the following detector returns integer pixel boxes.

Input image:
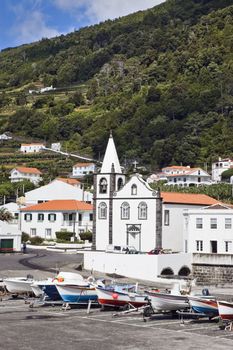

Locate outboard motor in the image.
[202,288,210,296]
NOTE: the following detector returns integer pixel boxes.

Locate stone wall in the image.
[192,263,233,285]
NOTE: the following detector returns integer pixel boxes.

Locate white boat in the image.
[31,272,85,300]
[145,284,189,312]
[188,295,218,316]
[56,280,97,304]
[4,276,34,294]
[217,300,233,321]
[96,283,147,309]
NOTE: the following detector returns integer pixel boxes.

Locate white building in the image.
[20,143,45,153]
[20,200,93,239]
[0,220,21,252]
[183,203,233,254]
[0,202,24,225]
[161,192,219,252]
[51,143,61,152]
[93,134,162,252]
[162,166,211,187]
[147,172,168,184]
[10,167,42,185]
[211,157,233,182]
[0,133,12,140]
[72,162,95,178]
[25,179,92,205]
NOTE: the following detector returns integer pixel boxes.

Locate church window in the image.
[138,202,147,220]
[131,184,137,195]
[99,178,108,194]
[121,202,130,220]
[117,178,123,191]
[98,202,107,219]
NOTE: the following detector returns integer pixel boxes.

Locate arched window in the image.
[138,202,147,220]
[98,202,107,219]
[117,178,123,191]
[131,184,137,195]
[121,202,130,220]
[99,178,108,194]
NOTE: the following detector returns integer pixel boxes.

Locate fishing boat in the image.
[96,282,147,309]
[33,272,85,301]
[188,295,218,316]
[217,300,233,321]
[144,284,189,312]
[56,280,97,304]
[4,276,34,294]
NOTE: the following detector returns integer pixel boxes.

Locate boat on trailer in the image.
[144,284,189,312]
[4,276,34,294]
[217,300,233,321]
[188,295,218,317]
[32,272,85,301]
[96,282,147,309]
[56,281,97,304]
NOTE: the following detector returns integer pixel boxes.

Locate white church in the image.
[92,133,162,252]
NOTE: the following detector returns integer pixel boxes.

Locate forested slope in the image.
[0,0,233,170]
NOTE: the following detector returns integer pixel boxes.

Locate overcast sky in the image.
[0,0,166,50]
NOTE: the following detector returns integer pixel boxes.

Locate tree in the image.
[0,208,13,222]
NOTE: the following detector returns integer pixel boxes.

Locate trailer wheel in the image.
[143,306,153,318]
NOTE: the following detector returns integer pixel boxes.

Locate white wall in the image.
[84,251,192,281]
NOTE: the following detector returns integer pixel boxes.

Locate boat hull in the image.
[38,284,61,301]
[145,291,189,312]
[4,278,34,294]
[188,296,218,316]
[96,287,147,308]
[218,301,233,321]
[56,285,97,303]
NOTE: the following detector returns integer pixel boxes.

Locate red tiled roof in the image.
[21,200,93,212]
[165,168,209,177]
[21,143,44,146]
[56,178,81,185]
[161,192,218,205]
[73,162,94,168]
[162,165,191,170]
[15,167,42,174]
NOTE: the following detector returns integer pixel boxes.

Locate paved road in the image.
[0,299,233,350]
[0,249,83,275]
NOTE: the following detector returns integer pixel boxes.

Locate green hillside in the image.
[1,0,233,171]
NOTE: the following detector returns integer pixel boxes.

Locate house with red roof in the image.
[20,200,93,239]
[9,167,42,185]
[72,162,95,178]
[183,203,233,254]
[148,165,212,187]
[20,143,45,153]
[161,192,219,252]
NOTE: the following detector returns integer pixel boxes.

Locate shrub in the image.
[21,232,30,243]
[56,231,74,241]
[79,231,92,242]
[29,236,44,245]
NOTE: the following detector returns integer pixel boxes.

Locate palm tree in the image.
[0,208,13,222]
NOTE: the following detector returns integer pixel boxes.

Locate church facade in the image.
[92,134,162,252]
